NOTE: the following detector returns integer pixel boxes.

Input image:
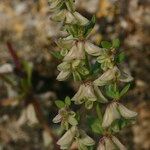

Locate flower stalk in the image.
[49,0,137,149]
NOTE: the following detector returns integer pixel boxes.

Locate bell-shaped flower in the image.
[97,136,126,150]
[56,60,89,81]
[94,67,119,86]
[48,0,63,12]
[56,61,71,81]
[76,130,95,150]
[49,0,75,12]
[102,102,137,128]
[51,9,89,25]
[72,82,107,109]
[53,108,78,130]
[57,36,75,56]
[57,126,77,149]
[63,41,85,61]
[84,41,103,56]
[94,66,133,87]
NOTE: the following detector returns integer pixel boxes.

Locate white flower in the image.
[53,108,78,130]
[63,41,85,61]
[94,67,119,86]
[72,83,107,109]
[56,70,71,81]
[97,49,115,71]
[102,102,137,128]
[94,66,133,86]
[57,36,74,53]
[51,10,89,25]
[102,102,120,128]
[56,60,88,81]
[118,103,137,119]
[0,63,13,74]
[76,130,95,150]
[97,136,126,150]
[73,12,89,25]
[57,126,77,149]
[84,41,103,56]
[48,0,63,12]
[49,0,75,12]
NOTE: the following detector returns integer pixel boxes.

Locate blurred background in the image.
[0,0,149,149]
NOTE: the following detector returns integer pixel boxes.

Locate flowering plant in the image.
[49,0,137,149]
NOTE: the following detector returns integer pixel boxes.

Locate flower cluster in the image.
[49,0,137,149]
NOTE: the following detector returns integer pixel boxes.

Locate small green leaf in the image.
[101,41,112,49]
[112,38,120,48]
[50,51,63,59]
[65,96,71,106]
[105,84,120,100]
[83,16,96,37]
[91,119,103,134]
[55,100,65,108]
[87,116,104,134]
[116,52,126,63]
[91,61,101,75]
[96,104,102,123]
[120,84,130,97]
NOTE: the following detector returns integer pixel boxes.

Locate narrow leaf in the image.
[120,84,130,97]
[55,100,65,108]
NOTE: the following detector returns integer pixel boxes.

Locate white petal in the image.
[56,71,71,81]
[57,37,74,50]
[49,0,62,12]
[57,62,70,71]
[73,12,89,25]
[102,103,120,128]
[85,41,102,56]
[104,138,116,150]
[80,131,95,146]
[112,136,127,150]
[0,63,13,74]
[53,114,61,123]
[72,84,85,104]
[119,71,133,82]
[65,11,76,24]
[63,41,85,61]
[94,67,119,86]
[57,126,77,148]
[85,84,97,102]
[26,104,39,125]
[97,142,105,150]
[51,9,66,22]
[118,103,137,119]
